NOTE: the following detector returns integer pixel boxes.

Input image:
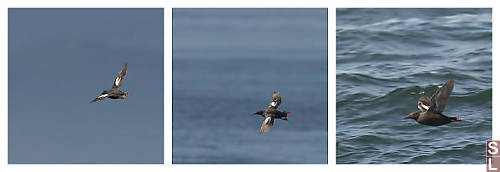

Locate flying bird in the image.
[253,92,290,134]
[90,63,130,103]
[404,79,461,126]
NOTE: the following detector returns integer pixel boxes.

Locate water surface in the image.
[173,8,328,164]
[336,8,491,164]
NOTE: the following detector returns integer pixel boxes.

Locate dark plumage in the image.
[254,103,290,121]
[404,79,461,126]
[253,92,290,134]
[90,63,130,103]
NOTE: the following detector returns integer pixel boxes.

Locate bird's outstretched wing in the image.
[267,108,290,118]
[271,91,282,108]
[112,63,127,89]
[254,110,265,117]
[259,117,274,134]
[429,79,455,113]
[90,94,109,103]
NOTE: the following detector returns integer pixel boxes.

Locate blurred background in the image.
[9,8,164,163]
[173,8,328,164]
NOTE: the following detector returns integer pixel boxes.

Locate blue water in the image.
[336,8,492,164]
[173,8,328,164]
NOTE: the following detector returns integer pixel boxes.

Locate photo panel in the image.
[336,8,492,164]
[8,8,164,164]
[172,8,328,164]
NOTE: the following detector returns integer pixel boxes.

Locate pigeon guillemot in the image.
[254,102,290,121]
[90,63,129,103]
[404,79,461,126]
[253,92,290,134]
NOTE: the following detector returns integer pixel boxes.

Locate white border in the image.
[165,6,172,166]
[0,0,496,172]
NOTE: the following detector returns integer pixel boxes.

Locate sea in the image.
[336,8,492,164]
[173,8,328,164]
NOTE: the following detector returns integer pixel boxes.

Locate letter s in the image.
[489,142,498,155]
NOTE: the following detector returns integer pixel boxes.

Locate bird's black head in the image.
[404,112,420,120]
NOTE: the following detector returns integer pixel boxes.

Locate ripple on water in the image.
[337,8,491,164]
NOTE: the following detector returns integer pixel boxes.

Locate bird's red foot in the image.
[287,112,291,114]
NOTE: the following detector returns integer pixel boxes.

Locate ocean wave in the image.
[337,72,491,109]
[338,12,490,33]
[337,72,410,85]
[405,143,484,164]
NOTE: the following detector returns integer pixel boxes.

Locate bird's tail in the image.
[450,117,462,122]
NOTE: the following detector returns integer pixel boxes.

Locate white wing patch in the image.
[115,76,121,86]
[264,117,271,124]
[271,102,277,107]
[418,102,429,111]
[98,94,109,98]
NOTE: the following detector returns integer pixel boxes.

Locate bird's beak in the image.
[127,92,130,96]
